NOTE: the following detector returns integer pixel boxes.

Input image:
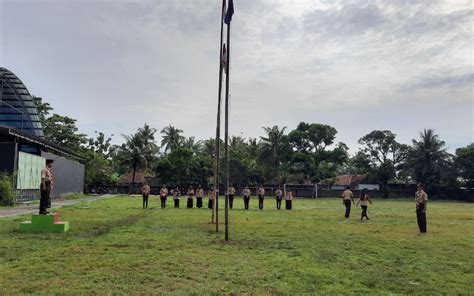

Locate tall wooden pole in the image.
[224,16,231,241]
[213,0,225,229]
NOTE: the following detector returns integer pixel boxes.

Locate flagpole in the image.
[224,11,231,242]
[213,0,225,229]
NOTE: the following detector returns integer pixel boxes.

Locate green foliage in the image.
[358,130,409,197]
[454,143,474,188]
[407,129,453,189]
[160,125,185,153]
[0,197,472,294]
[0,173,14,206]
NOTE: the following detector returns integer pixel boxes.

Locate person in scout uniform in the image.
[228,184,236,209]
[196,184,204,208]
[275,186,283,210]
[39,159,54,215]
[356,188,372,220]
[415,183,428,234]
[160,185,169,209]
[173,186,181,208]
[257,185,265,210]
[142,183,151,209]
[285,189,293,210]
[208,185,215,209]
[341,186,355,218]
[242,185,251,210]
[187,185,195,208]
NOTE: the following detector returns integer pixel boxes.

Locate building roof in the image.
[0,124,83,160]
[0,67,44,136]
[333,174,368,186]
[120,172,146,184]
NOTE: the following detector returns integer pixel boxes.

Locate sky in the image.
[0,0,472,154]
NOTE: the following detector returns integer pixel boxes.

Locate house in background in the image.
[328,174,380,190]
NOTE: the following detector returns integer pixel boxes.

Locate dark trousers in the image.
[361,205,368,219]
[187,198,193,208]
[244,196,250,210]
[229,195,234,209]
[285,199,292,210]
[344,200,352,218]
[258,195,264,210]
[208,199,213,209]
[160,196,167,208]
[142,194,149,209]
[39,187,51,214]
[174,199,179,208]
[416,203,427,233]
[196,197,203,208]
[276,197,282,209]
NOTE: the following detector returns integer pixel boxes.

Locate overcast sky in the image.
[0,0,472,153]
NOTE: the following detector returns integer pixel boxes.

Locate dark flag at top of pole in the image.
[224,0,234,25]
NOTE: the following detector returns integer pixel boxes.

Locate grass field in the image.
[0,196,473,295]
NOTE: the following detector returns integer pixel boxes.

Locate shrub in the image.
[0,173,14,206]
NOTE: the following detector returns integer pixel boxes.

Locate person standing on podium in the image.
[39,159,54,215]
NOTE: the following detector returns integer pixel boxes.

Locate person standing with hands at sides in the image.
[173,187,181,208]
[415,183,428,234]
[196,184,204,208]
[257,185,265,210]
[142,183,150,209]
[275,186,283,210]
[160,185,169,209]
[39,159,54,215]
[242,186,251,210]
[228,184,236,209]
[208,185,215,209]
[356,188,372,220]
[341,186,355,218]
[187,185,195,208]
[285,190,293,210]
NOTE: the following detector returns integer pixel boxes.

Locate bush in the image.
[0,173,14,206]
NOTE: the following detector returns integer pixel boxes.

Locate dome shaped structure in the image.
[0,67,43,136]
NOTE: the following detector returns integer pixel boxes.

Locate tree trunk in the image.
[130,162,137,195]
[383,182,389,198]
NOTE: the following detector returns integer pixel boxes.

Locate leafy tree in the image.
[183,136,203,154]
[454,143,474,188]
[259,125,287,181]
[160,125,185,153]
[32,96,53,123]
[87,131,113,156]
[407,129,452,189]
[288,122,337,153]
[358,130,409,198]
[113,128,158,193]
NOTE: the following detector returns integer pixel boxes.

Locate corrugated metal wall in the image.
[41,152,85,198]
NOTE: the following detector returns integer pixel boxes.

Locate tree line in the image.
[32,97,473,198]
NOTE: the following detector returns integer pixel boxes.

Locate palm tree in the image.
[408,129,452,187]
[183,136,203,154]
[160,125,184,153]
[259,126,287,180]
[115,132,158,194]
[138,123,157,146]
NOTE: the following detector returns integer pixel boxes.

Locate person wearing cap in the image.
[196,184,204,209]
[187,185,195,208]
[208,185,215,209]
[142,182,151,209]
[257,185,265,210]
[228,184,236,209]
[160,185,169,209]
[415,183,428,234]
[39,159,54,215]
[242,186,251,210]
[341,186,355,218]
[275,186,283,210]
[173,186,181,208]
[285,190,293,210]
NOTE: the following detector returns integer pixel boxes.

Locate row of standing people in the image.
[141,184,294,210]
[341,183,429,234]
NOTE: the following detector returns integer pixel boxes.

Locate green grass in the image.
[0,196,473,295]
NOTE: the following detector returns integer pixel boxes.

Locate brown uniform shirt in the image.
[258,188,265,196]
[285,192,293,200]
[359,194,370,206]
[197,188,204,198]
[415,190,428,204]
[188,189,195,198]
[228,187,236,195]
[243,188,251,197]
[142,185,150,194]
[41,166,53,190]
[209,190,215,200]
[342,189,353,200]
[173,190,180,200]
[275,189,282,197]
[160,188,168,197]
